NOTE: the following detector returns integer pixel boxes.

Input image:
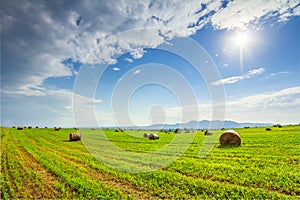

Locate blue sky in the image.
[1,0,300,127]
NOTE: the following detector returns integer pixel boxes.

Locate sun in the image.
[233,31,252,72]
[235,32,249,47]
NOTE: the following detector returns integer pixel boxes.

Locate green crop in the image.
[1,126,299,199]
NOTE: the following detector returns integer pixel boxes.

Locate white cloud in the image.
[211,0,300,30]
[130,48,146,59]
[212,67,265,86]
[246,68,265,76]
[2,0,298,93]
[125,57,133,63]
[133,69,141,75]
[112,67,120,71]
[1,0,299,126]
[68,11,81,27]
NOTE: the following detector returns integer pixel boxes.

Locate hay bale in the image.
[204,130,212,136]
[266,128,271,131]
[273,124,283,128]
[91,128,95,130]
[149,134,159,140]
[70,133,81,141]
[144,133,151,138]
[220,130,241,146]
[17,126,24,130]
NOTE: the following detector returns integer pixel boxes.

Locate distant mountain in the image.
[123,120,273,130]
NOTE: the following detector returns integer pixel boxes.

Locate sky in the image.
[1,0,300,127]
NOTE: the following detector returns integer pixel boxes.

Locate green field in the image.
[1,126,299,199]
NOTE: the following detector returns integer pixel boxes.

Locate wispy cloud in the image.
[212,68,265,86]
[225,86,300,123]
[227,86,300,109]
[267,71,290,78]
[133,69,141,75]
[159,86,300,124]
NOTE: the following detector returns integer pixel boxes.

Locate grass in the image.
[1,125,299,199]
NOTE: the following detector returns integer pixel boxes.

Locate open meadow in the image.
[1,126,299,199]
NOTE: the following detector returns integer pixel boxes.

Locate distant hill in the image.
[123,120,273,130]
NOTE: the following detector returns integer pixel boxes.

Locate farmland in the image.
[1,126,299,199]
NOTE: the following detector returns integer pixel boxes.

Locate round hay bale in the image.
[204,130,212,136]
[149,134,159,140]
[220,130,241,146]
[174,128,180,133]
[70,133,81,141]
[265,128,272,131]
[17,126,24,130]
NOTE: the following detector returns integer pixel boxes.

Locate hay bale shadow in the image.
[217,144,241,149]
